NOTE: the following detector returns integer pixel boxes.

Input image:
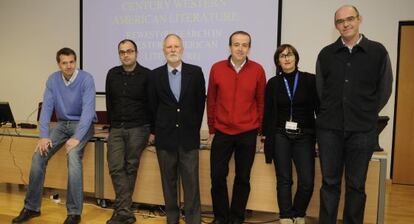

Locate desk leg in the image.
[94,140,104,199]
[377,158,386,224]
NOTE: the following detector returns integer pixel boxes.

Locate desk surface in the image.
[0,123,109,139]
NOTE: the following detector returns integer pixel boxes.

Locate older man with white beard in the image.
[148,34,206,224]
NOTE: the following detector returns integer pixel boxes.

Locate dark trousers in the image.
[107,125,150,216]
[273,132,315,219]
[317,128,377,224]
[210,130,257,223]
[156,147,201,224]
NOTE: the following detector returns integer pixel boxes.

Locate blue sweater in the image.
[39,70,96,140]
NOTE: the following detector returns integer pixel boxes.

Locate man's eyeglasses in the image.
[119,49,135,55]
[279,53,294,60]
[335,15,359,26]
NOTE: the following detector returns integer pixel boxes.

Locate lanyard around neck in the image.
[282,72,299,121]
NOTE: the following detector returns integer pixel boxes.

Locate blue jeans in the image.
[273,132,315,219]
[24,121,94,215]
[317,128,377,224]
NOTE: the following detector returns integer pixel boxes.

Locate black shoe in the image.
[211,219,228,224]
[229,220,243,224]
[63,215,81,224]
[106,213,136,224]
[12,208,41,223]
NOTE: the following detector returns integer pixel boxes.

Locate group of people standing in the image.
[12,4,392,224]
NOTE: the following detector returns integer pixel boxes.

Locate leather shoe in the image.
[211,219,228,224]
[106,213,136,224]
[64,215,81,224]
[12,208,41,223]
[229,219,243,224]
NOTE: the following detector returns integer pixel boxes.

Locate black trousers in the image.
[273,132,315,219]
[317,128,377,224]
[210,130,257,223]
[156,147,201,224]
[107,125,150,216]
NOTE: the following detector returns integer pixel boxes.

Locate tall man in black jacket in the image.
[149,34,206,224]
[105,39,151,224]
[316,5,393,224]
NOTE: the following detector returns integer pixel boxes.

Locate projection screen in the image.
[81,0,282,93]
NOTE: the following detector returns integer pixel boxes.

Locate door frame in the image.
[391,21,414,179]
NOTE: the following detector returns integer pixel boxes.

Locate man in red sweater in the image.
[207,31,266,224]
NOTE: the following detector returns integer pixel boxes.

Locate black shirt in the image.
[276,70,317,129]
[316,35,393,131]
[105,62,151,128]
[263,70,318,136]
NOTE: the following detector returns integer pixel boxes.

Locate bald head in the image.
[335,5,360,21]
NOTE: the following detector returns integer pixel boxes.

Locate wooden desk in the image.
[0,127,96,193]
[0,126,165,204]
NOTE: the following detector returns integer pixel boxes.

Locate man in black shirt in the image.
[316,5,393,224]
[105,39,151,224]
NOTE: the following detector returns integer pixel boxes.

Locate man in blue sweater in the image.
[12,48,96,224]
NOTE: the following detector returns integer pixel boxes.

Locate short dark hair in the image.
[56,47,76,63]
[274,44,300,73]
[229,31,251,47]
[118,39,138,52]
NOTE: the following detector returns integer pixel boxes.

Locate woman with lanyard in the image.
[262,44,318,224]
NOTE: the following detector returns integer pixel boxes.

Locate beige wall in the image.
[0,0,80,117]
[1,0,414,177]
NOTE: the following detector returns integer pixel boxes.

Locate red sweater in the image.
[207,58,266,135]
